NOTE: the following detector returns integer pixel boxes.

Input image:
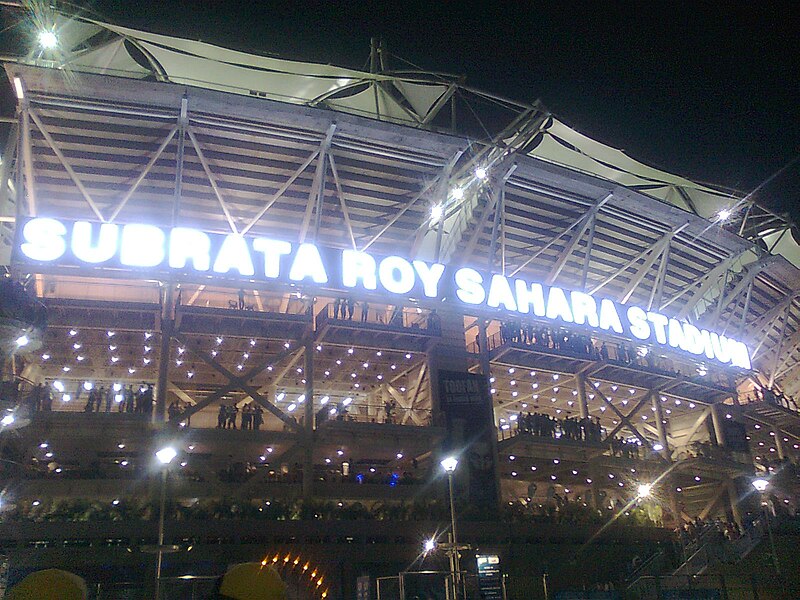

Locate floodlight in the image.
[752,479,769,493]
[431,204,444,222]
[717,209,732,221]
[475,167,488,180]
[451,187,464,200]
[15,335,29,347]
[637,483,652,498]
[37,30,58,50]
[423,538,436,553]
[1,414,14,427]
[155,446,177,465]
[440,456,458,473]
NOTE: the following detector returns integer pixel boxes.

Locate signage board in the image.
[13,217,751,370]
[476,554,503,600]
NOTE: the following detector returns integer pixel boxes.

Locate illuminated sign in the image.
[14,217,751,369]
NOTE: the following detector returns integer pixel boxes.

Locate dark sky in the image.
[4,1,799,219]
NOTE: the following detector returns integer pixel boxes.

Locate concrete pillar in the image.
[727,479,743,530]
[155,285,175,423]
[710,403,727,447]
[576,372,589,420]
[773,428,786,461]
[651,391,670,459]
[477,319,491,378]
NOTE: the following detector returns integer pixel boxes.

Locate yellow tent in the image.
[219,562,287,600]
[6,569,87,600]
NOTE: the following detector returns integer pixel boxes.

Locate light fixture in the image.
[752,479,769,493]
[475,167,488,179]
[423,537,435,552]
[41,353,50,360]
[717,209,732,221]
[15,335,29,347]
[636,483,652,498]
[451,187,464,200]
[431,205,444,222]
[440,456,458,473]
[13,76,24,100]
[653,443,664,451]
[37,30,58,50]
[155,447,178,465]
[287,403,297,412]
[1,414,15,427]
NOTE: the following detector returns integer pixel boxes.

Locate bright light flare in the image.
[752,478,769,492]
[423,538,436,553]
[636,483,652,498]
[15,335,29,347]
[431,204,444,222]
[38,30,58,50]
[155,446,177,465]
[717,209,732,221]
[440,456,458,473]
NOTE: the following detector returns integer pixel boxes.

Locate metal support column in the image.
[155,286,174,423]
[302,305,315,499]
[577,373,589,420]
[773,428,786,461]
[726,479,743,530]
[710,403,727,447]
[651,391,670,459]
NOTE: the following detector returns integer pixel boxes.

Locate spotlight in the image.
[15,335,29,347]
[423,538,436,553]
[637,483,652,498]
[475,167,488,179]
[451,187,464,200]
[717,209,732,221]
[431,205,444,222]
[37,30,58,50]
[155,447,177,465]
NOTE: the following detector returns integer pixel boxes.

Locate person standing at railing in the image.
[333,297,342,319]
[361,301,369,322]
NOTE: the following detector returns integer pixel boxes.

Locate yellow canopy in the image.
[6,569,87,600]
[220,562,287,600]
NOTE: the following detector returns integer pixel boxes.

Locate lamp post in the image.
[440,456,460,600]
[752,478,780,574]
[154,446,177,599]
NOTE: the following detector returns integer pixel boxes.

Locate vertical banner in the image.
[438,370,498,513]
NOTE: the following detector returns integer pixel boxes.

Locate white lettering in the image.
[626,306,651,340]
[213,234,254,276]
[252,239,292,278]
[289,243,328,283]
[682,323,704,355]
[599,298,623,333]
[728,340,752,369]
[342,250,377,290]
[700,329,716,360]
[710,332,731,364]
[647,312,669,344]
[571,291,599,327]
[169,228,211,271]
[71,221,118,263]
[667,318,686,350]
[455,267,485,305]
[20,218,67,262]
[413,260,445,298]
[515,280,546,316]
[120,224,165,267]
[487,274,517,311]
[546,287,573,323]
[378,256,416,294]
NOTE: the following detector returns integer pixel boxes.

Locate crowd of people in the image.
[82,384,154,414]
[609,436,643,459]
[214,403,265,430]
[515,411,604,443]
[746,386,800,413]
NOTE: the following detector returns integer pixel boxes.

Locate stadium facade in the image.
[1,11,799,599]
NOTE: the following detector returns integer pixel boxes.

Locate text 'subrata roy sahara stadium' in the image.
[1,10,799,599]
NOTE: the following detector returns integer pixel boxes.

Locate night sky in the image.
[2,1,798,220]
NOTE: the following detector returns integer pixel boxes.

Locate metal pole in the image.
[447,471,461,600]
[763,499,780,574]
[155,468,168,599]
